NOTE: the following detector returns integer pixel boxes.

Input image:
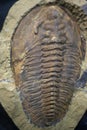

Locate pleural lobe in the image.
[11,5,85,127]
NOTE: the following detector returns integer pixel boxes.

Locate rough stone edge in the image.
[0,0,87,130]
[66,0,87,6]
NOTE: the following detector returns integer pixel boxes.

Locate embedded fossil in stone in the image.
[11,4,87,127]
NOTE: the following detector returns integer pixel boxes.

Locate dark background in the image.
[0,104,19,130]
[0,0,87,130]
[0,0,18,31]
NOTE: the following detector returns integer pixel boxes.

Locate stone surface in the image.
[66,0,87,6]
[0,0,87,130]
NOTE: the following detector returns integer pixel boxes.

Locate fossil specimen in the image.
[11,3,87,128]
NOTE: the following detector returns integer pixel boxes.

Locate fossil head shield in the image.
[11,3,86,128]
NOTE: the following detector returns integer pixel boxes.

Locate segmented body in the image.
[11,5,85,127]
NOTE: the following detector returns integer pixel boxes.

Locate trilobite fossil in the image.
[11,2,87,128]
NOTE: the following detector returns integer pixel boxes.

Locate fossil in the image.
[11,2,87,128]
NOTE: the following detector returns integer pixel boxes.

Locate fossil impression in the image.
[11,4,86,127]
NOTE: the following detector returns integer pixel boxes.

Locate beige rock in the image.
[0,0,87,130]
[66,0,87,6]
